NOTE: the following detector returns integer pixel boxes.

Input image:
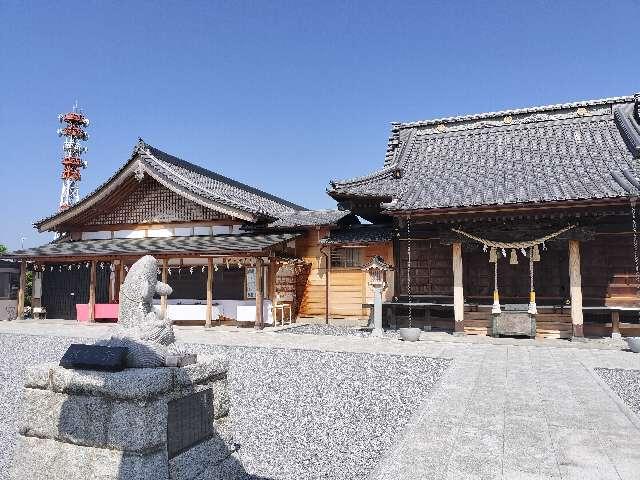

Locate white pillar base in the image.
[370,328,384,338]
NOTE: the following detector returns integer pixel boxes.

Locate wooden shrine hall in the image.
[5,139,316,327]
[329,94,640,339]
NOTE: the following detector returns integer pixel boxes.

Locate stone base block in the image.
[10,435,168,480]
[11,357,231,480]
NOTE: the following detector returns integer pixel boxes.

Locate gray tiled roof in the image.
[143,144,305,216]
[268,209,356,228]
[320,225,393,245]
[329,95,640,212]
[35,140,305,229]
[5,233,300,259]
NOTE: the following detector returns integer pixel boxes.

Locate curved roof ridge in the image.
[142,142,306,211]
[396,94,634,129]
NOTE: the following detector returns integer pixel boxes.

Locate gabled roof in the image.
[329,94,640,214]
[36,140,306,231]
[267,209,358,229]
[5,232,300,259]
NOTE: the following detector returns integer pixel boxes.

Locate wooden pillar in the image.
[268,258,278,300]
[89,260,96,323]
[568,240,584,339]
[255,257,264,329]
[452,242,465,333]
[205,257,213,328]
[161,258,168,317]
[17,260,26,320]
[115,262,123,302]
[611,310,621,338]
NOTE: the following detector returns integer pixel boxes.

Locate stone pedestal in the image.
[10,358,232,480]
[491,305,536,338]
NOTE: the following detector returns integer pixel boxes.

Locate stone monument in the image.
[10,256,241,480]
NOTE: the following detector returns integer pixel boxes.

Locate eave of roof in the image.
[3,232,301,260]
[35,139,306,232]
[320,224,393,245]
[268,209,358,229]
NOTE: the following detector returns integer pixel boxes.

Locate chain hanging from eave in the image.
[631,197,640,320]
[407,216,412,328]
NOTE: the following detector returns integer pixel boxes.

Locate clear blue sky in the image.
[1,0,639,250]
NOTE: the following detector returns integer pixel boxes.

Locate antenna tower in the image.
[57,102,89,211]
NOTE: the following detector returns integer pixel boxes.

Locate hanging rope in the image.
[451,225,575,249]
[528,247,537,314]
[407,216,412,328]
[491,258,501,314]
[631,197,640,320]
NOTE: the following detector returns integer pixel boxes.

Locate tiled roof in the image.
[35,140,305,230]
[143,144,305,216]
[320,225,393,245]
[329,95,640,212]
[268,209,356,228]
[4,233,300,259]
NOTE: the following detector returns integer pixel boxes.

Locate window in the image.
[0,272,18,300]
[330,248,363,268]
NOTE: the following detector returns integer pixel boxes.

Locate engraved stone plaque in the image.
[167,388,214,459]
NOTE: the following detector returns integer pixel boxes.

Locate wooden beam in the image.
[89,260,96,323]
[568,240,584,338]
[452,242,464,333]
[205,257,213,328]
[17,260,26,320]
[255,257,264,329]
[161,258,168,317]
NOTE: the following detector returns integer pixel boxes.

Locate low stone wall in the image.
[10,358,231,480]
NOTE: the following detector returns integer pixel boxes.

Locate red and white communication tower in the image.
[57,103,89,210]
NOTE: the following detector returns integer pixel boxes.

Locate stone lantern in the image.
[362,256,392,338]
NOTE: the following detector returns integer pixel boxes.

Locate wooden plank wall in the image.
[296,230,394,319]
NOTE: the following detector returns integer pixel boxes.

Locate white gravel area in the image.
[0,332,450,480]
[278,324,402,339]
[595,367,640,415]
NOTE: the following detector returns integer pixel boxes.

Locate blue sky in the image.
[1,0,639,249]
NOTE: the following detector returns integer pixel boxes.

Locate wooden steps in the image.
[463,312,572,339]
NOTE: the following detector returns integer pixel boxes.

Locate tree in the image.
[0,244,6,254]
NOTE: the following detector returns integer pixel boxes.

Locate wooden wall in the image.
[296,229,394,319]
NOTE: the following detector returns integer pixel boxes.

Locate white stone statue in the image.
[97,255,176,367]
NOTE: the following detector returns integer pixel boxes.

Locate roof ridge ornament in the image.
[134,161,145,182]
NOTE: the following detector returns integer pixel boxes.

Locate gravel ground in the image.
[277,324,402,339]
[0,332,450,480]
[596,367,640,415]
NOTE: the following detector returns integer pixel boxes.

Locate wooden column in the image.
[611,310,621,338]
[568,240,584,338]
[255,257,264,329]
[452,242,464,333]
[89,260,97,323]
[115,262,123,302]
[161,259,168,317]
[205,257,213,328]
[17,260,26,320]
[268,258,278,300]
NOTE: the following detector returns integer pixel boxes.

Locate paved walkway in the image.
[2,320,640,479]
